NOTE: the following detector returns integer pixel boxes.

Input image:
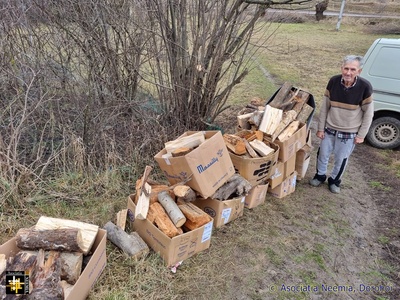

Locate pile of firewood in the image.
[0,217,99,299]
[237,82,313,142]
[131,166,251,238]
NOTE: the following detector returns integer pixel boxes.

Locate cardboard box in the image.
[0,229,107,300]
[244,184,269,209]
[268,171,297,199]
[274,122,307,163]
[295,130,314,180]
[268,154,296,189]
[154,131,235,199]
[127,195,213,267]
[192,196,245,228]
[229,141,279,186]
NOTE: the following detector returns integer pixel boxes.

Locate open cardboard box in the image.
[268,171,298,199]
[192,196,245,228]
[244,184,269,209]
[0,229,107,300]
[127,194,213,267]
[154,131,235,199]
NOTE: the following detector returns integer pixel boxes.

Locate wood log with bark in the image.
[223,134,246,155]
[211,173,252,200]
[178,201,212,231]
[15,227,86,253]
[158,191,186,227]
[173,185,196,202]
[104,221,149,258]
[148,202,181,238]
[34,216,99,256]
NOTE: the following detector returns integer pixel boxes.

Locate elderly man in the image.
[309,55,374,193]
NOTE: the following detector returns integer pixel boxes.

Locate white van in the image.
[361,38,400,149]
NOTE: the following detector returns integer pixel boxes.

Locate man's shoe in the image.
[309,178,324,187]
[329,184,340,194]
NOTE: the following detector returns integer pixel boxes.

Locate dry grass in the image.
[1,10,400,300]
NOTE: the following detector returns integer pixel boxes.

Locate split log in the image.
[17,250,83,285]
[223,134,246,155]
[104,221,149,258]
[249,140,275,157]
[291,90,310,115]
[271,110,298,141]
[0,254,6,275]
[211,173,252,200]
[278,120,300,141]
[244,140,259,158]
[296,103,314,125]
[165,132,205,154]
[135,165,153,220]
[15,227,86,253]
[268,81,293,108]
[158,191,186,227]
[171,147,192,157]
[58,252,83,285]
[116,209,128,230]
[60,280,74,299]
[237,112,253,129]
[149,185,175,204]
[248,110,264,127]
[35,216,99,255]
[173,185,196,202]
[258,105,283,135]
[178,202,212,231]
[277,87,300,110]
[28,250,64,300]
[4,251,37,275]
[149,202,181,238]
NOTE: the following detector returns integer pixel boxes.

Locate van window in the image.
[369,46,400,80]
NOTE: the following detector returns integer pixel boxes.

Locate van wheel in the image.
[366,117,400,149]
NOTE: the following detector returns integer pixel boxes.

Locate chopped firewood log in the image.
[178,202,212,231]
[173,185,196,202]
[268,81,293,108]
[158,191,187,227]
[18,250,83,286]
[248,110,264,127]
[244,140,259,158]
[249,140,275,157]
[35,216,99,256]
[0,254,6,275]
[171,147,193,157]
[237,112,253,129]
[296,103,314,125]
[149,185,175,204]
[223,134,246,155]
[211,173,252,200]
[116,209,128,230]
[104,221,149,258]
[277,87,300,110]
[235,130,255,141]
[165,132,205,154]
[149,202,181,238]
[60,280,74,299]
[258,105,283,135]
[135,165,153,220]
[291,90,310,114]
[271,110,298,141]
[27,250,63,299]
[15,227,86,253]
[278,120,300,141]
[250,97,265,107]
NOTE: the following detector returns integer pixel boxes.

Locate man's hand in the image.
[316,130,325,139]
[355,137,364,144]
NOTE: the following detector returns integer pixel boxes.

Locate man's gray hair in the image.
[343,55,364,68]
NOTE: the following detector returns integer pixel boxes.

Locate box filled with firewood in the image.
[192,196,245,229]
[154,131,235,199]
[0,217,107,300]
[244,183,269,209]
[272,122,307,163]
[127,194,213,267]
[226,130,279,186]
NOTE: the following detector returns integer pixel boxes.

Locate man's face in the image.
[341,60,361,85]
